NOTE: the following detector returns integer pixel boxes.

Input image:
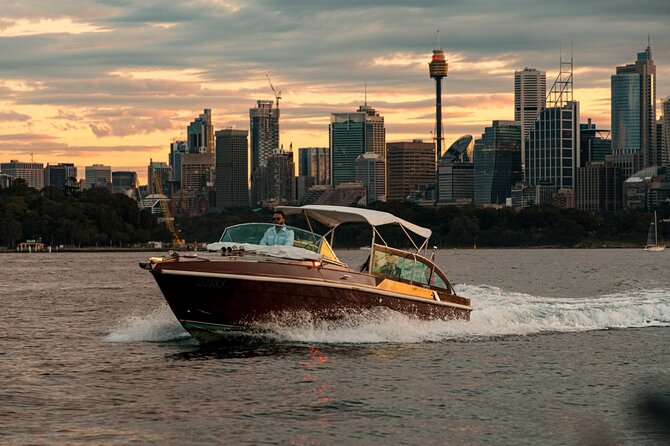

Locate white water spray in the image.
[105,285,670,344]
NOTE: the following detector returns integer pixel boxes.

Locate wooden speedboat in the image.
[140,205,471,342]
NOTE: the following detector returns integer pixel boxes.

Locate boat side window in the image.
[372,245,450,291]
[430,270,448,290]
[401,257,430,285]
[372,249,429,285]
[372,250,402,279]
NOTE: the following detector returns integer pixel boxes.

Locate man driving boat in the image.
[260,210,295,246]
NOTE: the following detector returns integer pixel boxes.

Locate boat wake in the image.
[105,285,670,344]
[105,305,191,343]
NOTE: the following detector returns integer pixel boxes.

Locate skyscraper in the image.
[474,121,522,206]
[147,160,172,196]
[330,106,385,187]
[357,104,386,157]
[84,164,112,190]
[525,58,580,196]
[515,68,546,167]
[355,152,386,205]
[330,112,366,187]
[252,149,294,207]
[438,135,474,204]
[215,128,249,208]
[662,97,670,166]
[44,163,77,190]
[187,109,214,154]
[169,140,187,186]
[575,162,622,213]
[1,160,44,189]
[611,43,657,167]
[386,140,435,201]
[298,147,330,185]
[250,100,280,174]
[580,119,612,166]
[112,171,139,198]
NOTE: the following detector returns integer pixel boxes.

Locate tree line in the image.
[0,179,169,248]
[1,179,667,249]
[175,201,668,249]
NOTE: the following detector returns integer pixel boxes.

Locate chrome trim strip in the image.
[161,268,472,311]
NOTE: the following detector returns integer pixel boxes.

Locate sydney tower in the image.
[428,39,448,159]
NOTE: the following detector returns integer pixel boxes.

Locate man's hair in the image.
[272,210,285,218]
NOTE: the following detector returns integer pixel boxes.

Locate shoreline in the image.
[0,244,647,253]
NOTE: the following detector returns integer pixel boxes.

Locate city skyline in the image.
[1,1,669,184]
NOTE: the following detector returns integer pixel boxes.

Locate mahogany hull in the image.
[150,258,471,341]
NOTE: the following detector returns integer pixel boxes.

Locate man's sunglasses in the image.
[272,217,283,221]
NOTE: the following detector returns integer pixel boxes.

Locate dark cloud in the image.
[0,0,668,164]
[0,111,31,121]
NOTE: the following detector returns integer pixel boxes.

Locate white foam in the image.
[105,286,670,344]
[105,304,190,343]
[256,285,670,344]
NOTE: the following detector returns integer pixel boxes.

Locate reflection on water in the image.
[3,251,670,445]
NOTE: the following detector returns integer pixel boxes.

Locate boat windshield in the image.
[219,223,323,254]
[370,244,453,293]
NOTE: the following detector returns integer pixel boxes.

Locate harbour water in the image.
[2,249,669,445]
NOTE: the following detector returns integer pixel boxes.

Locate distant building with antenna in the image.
[1,160,44,190]
[525,55,580,204]
[250,100,280,205]
[330,102,385,188]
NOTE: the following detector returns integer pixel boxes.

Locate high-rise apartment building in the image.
[611,44,657,167]
[44,163,77,190]
[187,109,214,154]
[1,160,44,189]
[355,152,386,205]
[298,147,330,185]
[515,68,546,169]
[84,164,111,190]
[215,129,249,208]
[474,121,522,206]
[386,140,435,201]
[250,100,280,174]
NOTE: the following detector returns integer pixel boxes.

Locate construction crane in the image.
[152,169,185,248]
[265,73,281,108]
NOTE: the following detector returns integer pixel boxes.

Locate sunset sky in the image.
[1,0,669,184]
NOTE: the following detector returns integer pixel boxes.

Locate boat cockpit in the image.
[208,223,341,263]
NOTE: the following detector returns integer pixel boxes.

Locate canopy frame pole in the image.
[399,224,420,252]
[373,227,388,247]
[303,210,315,234]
